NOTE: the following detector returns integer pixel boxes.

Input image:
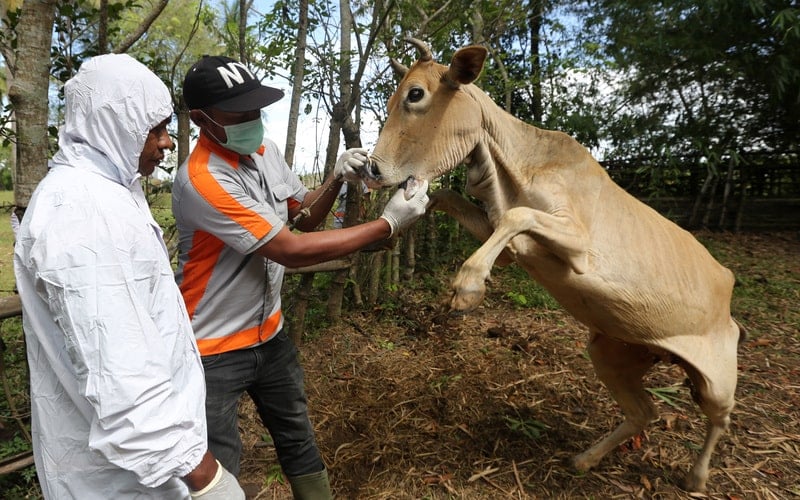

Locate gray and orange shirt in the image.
[172,132,308,356]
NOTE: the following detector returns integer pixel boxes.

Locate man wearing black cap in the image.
[173,55,429,499]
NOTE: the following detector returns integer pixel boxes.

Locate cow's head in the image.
[363,39,488,188]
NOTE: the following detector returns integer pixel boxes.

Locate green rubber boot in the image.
[288,468,332,500]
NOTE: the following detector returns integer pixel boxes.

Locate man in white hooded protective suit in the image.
[13,54,244,499]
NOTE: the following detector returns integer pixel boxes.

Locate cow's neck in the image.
[464,87,551,217]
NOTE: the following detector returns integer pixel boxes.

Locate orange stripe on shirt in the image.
[180,230,225,319]
[188,134,273,240]
[196,309,283,356]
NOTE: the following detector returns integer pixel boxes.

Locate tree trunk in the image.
[701,177,719,229]
[176,105,191,167]
[350,262,363,307]
[391,242,400,284]
[402,227,416,281]
[98,0,108,52]
[288,273,314,345]
[237,0,248,63]
[425,211,437,264]
[528,0,544,123]
[8,0,56,221]
[689,166,716,228]
[367,252,381,305]
[734,166,747,233]
[326,264,347,322]
[283,0,308,167]
[382,248,390,290]
[323,0,356,319]
[718,155,736,229]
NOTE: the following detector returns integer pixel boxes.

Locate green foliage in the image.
[0,102,14,149]
[577,0,800,164]
[645,385,688,409]
[0,164,12,190]
[377,338,396,350]
[253,1,313,81]
[0,434,29,457]
[0,313,36,496]
[264,463,285,487]
[51,0,139,83]
[113,0,223,103]
[503,415,549,440]
[0,465,39,500]
[496,266,561,312]
[429,374,462,395]
[0,5,20,53]
[504,291,529,308]
[281,272,334,341]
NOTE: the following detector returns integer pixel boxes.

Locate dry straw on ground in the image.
[240,231,800,499]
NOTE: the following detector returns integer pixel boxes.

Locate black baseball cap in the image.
[183,55,284,112]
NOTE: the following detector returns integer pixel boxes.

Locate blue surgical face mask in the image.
[201,110,264,155]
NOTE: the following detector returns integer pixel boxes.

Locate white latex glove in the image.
[334,147,369,183]
[190,461,245,500]
[380,179,430,237]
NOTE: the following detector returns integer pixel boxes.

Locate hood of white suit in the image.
[51,53,173,186]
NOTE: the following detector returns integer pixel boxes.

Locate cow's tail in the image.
[733,318,748,345]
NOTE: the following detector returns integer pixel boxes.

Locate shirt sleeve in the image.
[260,139,309,206]
[28,201,206,487]
[177,158,287,255]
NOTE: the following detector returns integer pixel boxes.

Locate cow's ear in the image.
[444,46,488,88]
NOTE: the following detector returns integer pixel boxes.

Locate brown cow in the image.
[361,39,744,493]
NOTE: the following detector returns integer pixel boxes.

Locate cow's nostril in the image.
[369,160,381,178]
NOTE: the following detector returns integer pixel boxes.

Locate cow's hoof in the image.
[450,288,484,312]
[682,471,708,493]
[571,452,598,472]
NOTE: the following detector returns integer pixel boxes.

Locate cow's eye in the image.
[407,87,424,103]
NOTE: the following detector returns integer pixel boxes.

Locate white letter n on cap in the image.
[217,62,255,88]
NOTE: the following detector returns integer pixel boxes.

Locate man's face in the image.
[192,108,261,143]
[138,117,173,176]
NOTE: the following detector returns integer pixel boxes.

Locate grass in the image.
[0,190,17,296]
[0,191,798,498]
[0,192,35,497]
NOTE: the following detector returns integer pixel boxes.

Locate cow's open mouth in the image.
[362,158,382,181]
[361,158,416,192]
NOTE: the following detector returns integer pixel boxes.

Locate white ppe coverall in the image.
[13,54,207,499]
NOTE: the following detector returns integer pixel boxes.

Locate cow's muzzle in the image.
[362,157,382,182]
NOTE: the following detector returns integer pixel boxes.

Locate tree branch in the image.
[112,0,169,54]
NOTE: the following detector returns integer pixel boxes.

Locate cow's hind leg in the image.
[677,356,736,492]
[573,333,658,471]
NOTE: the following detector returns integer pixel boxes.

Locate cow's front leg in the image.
[428,189,513,266]
[450,206,589,312]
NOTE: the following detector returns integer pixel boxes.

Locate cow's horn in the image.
[405,37,432,62]
[390,57,409,78]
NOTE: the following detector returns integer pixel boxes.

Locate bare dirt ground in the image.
[239,231,800,500]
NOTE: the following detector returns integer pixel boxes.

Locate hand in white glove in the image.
[190,461,245,500]
[380,179,429,237]
[334,147,369,183]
